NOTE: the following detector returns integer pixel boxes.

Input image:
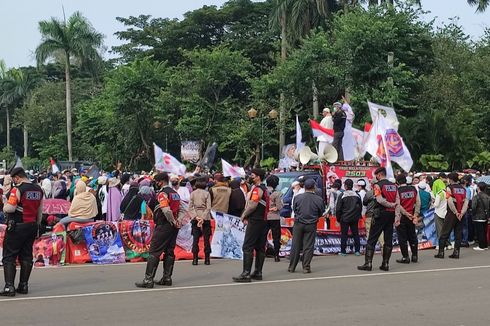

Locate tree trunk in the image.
[6,106,10,148]
[23,125,28,157]
[312,81,319,119]
[254,143,260,168]
[279,12,287,154]
[65,54,73,161]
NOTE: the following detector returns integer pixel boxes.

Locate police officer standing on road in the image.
[1,167,43,296]
[395,174,421,264]
[358,167,400,272]
[135,172,184,288]
[434,172,469,259]
[233,168,270,283]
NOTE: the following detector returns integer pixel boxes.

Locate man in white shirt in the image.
[318,108,333,157]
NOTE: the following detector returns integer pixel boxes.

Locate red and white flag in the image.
[221,159,245,178]
[50,158,59,174]
[154,143,186,176]
[309,119,334,142]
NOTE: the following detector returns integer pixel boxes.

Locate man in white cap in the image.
[318,108,333,157]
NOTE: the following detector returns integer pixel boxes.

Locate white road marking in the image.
[1,264,489,303]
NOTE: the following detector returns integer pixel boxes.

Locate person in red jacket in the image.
[358,167,400,272]
[395,174,421,264]
[435,173,469,259]
[1,167,43,296]
[135,172,184,288]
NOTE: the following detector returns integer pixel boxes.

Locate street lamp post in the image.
[247,108,278,165]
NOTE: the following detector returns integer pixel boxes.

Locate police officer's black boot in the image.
[16,260,33,294]
[357,248,374,271]
[135,255,159,288]
[251,251,265,281]
[204,253,211,265]
[192,253,198,266]
[274,247,280,262]
[233,252,253,283]
[396,243,410,264]
[156,256,175,286]
[410,244,418,263]
[0,263,17,297]
[379,245,392,271]
[434,243,445,259]
[449,248,460,259]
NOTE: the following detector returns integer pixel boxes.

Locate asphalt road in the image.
[1,248,489,326]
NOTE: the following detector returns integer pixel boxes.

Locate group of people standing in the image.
[1,164,488,296]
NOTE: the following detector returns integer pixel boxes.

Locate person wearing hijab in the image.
[107,178,122,222]
[57,181,98,227]
[41,177,52,199]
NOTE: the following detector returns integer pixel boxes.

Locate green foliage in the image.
[260,157,278,170]
[419,154,449,171]
[468,151,490,170]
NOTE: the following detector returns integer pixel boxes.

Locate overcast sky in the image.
[1,0,489,68]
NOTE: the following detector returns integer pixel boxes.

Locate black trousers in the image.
[149,221,179,261]
[366,211,395,251]
[288,222,317,271]
[438,210,462,250]
[2,223,37,265]
[396,216,418,257]
[474,221,488,249]
[332,131,344,161]
[242,219,268,256]
[266,220,281,255]
[340,221,360,254]
[191,220,211,255]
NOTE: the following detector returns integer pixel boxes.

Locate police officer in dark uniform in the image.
[395,174,421,264]
[358,167,400,272]
[233,168,269,283]
[135,172,184,288]
[1,167,43,296]
[435,172,469,259]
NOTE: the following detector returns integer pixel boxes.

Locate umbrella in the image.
[43,199,71,215]
[477,175,490,185]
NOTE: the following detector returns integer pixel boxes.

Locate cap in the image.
[323,107,330,113]
[356,179,366,187]
[304,179,316,190]
[71,168,78,173]
[418,181,427,190]
[333,101,342,107]
[97,176,108,185]
[10,167,25,178]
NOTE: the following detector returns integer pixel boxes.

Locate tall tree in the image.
[35,11,103,161]
[467,0,489,12]
[0,60,11,148]
[3,69,39,157]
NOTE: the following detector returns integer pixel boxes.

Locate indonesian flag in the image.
[309,119,334,142]
[50,158,59,173]
[154,143,186,176]
[221,159,245,178]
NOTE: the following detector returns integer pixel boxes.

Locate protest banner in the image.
[83,222,126,264]
[33,232,67,267]
[211,211,246,260]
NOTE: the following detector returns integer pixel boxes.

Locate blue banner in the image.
[83,222,126,264]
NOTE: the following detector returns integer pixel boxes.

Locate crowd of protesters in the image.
[0,164,488,295]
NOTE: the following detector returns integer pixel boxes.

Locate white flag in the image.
[351,127,366,159]
[365,116,394,178]
[221,159,245,178]
[296,115,305,152]
[154,143,186,176]
[368,101,399,131]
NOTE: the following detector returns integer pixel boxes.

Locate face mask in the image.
[171,181,179,187]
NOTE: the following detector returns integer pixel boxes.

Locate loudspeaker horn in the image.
[320,143,338,163]
[299,146,318,165]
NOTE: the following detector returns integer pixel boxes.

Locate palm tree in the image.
[3,69,39,157]
[35,11,103,161]
[0,60,12,148]
[467,0,489,12]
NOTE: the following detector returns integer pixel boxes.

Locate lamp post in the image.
[247,108,278,163]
